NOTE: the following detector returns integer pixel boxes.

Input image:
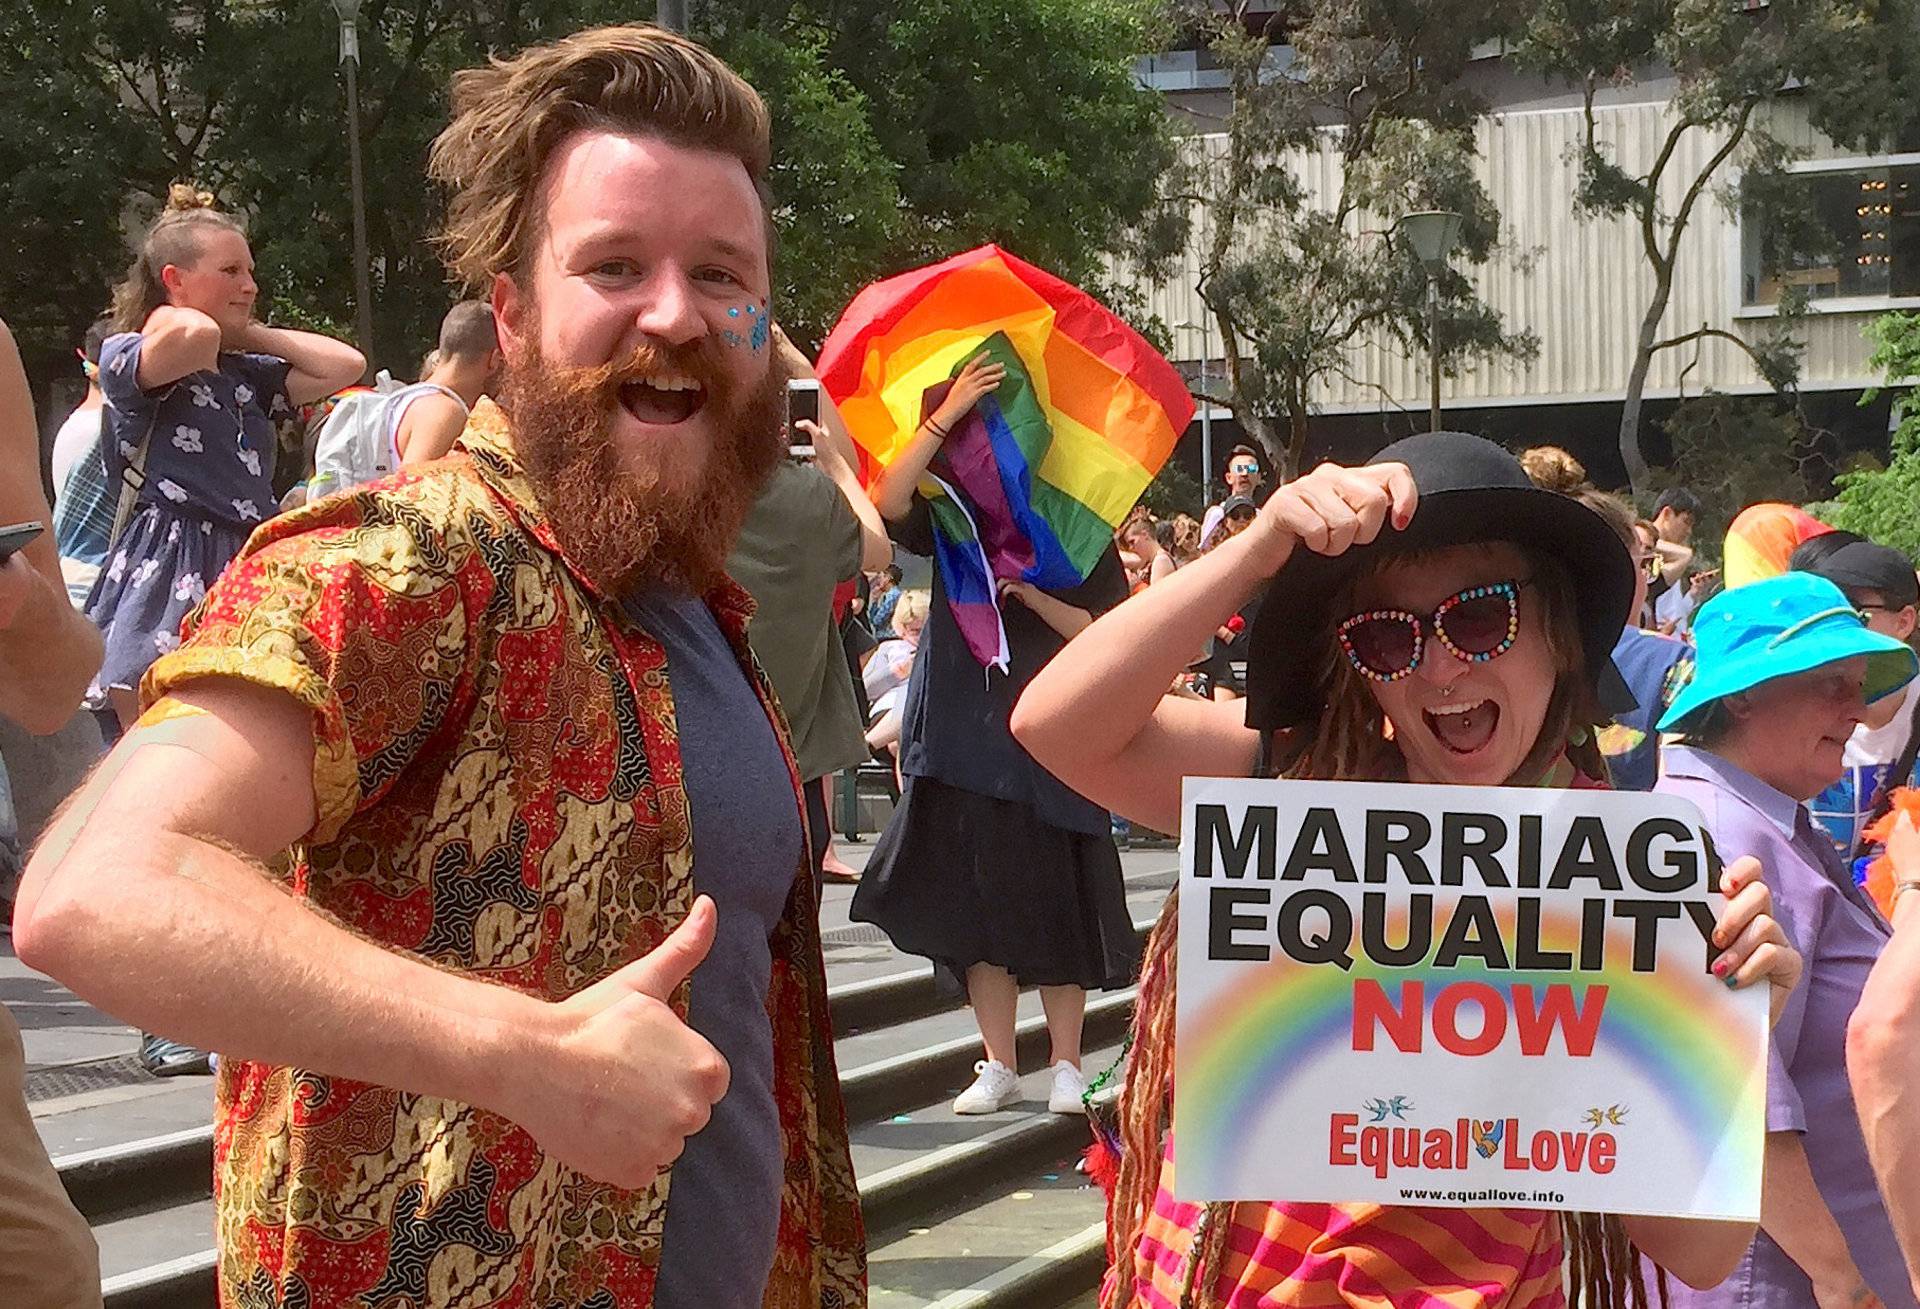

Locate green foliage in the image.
[1,0,1177,386]
[1161,0,1536,480]
[1822,311,1920,556]
[1138,455,1205,518]
[1659,392,1813,556]
[1514,0,1920,489]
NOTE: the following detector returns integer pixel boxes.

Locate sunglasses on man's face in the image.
[1229,462,1260,475]
[1336,579,1534,682]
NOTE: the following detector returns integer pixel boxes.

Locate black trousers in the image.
[803,774,831,899]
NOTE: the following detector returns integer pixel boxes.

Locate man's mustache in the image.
[560,337,735,400]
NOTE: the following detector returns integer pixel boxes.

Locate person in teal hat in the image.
[1653,570,1920,1309]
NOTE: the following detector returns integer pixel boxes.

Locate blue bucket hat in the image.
[1658,572,1919,733]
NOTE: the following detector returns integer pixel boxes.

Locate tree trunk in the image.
[1619,273,1673,495]
[1284,396,1311,484]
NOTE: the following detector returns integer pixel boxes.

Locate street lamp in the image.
[332,0,375,378]
[1176,314,1215,496]
[1393,210,1463,432]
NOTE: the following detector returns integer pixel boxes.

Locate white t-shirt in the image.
[862,637,917,704]
[1847,676,1920,767]
[49,401,104,496]
[1653,580,1696,632]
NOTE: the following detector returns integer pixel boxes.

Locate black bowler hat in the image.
[1245,431,1638,731]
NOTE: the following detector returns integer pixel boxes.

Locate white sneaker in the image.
[953,1059,1022,1114]
[1048,1060,1088,1115]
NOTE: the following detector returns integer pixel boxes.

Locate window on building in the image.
[1742,165,1920,305]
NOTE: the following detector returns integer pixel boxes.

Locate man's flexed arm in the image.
[14,678,728,1190]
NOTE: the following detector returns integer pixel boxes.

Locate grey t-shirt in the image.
[626,588,803,1309]
[726,461,867,782]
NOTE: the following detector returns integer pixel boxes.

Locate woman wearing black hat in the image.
[1012,433,1805,1309]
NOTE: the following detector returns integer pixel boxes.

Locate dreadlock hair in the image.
[1102,540,1653,1309]
[110,184,245,334]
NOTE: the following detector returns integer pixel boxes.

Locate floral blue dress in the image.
[84,331,291,701]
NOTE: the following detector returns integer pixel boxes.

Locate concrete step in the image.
[853,1043,1122,1237]
[866,1155,1108,1309]
[88,995,1135,1307]
[49,964,989,1225]
[92,1046,1125,1309]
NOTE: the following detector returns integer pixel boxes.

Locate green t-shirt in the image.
[726,461,867,782]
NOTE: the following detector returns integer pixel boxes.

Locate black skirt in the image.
[852,776,1139,991]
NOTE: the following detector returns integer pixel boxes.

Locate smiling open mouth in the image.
[1424,699,1500,755]
[618,374,707,425]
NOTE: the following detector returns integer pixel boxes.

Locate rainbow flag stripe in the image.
[818,245,1194,668]
[1722,502,1831,590]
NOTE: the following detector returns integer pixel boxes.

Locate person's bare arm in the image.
[999,579,1093,641]
[15,679,728,1190]
[1849,815,1920,1297]
[773,335,892,572]
[1755,1134,1885,1307]
[868,352,1005,522]
[239,323,365,405]
[133,306,221,389]
[1862,693,1906,733]
[1653,538,1694,585]
[395,393,470,466]
[0,317,101,730]
[796,418,890,573]
[1011,462,1414,833]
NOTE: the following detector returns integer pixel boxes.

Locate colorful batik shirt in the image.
[144,398,865,1309]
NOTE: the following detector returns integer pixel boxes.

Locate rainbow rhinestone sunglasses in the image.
[1335,579,1533,682]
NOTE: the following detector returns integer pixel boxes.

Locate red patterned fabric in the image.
[145,399,865,1309]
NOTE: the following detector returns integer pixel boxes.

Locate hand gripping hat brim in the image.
[1244,431,1639,733]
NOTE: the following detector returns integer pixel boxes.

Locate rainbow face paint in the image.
[723,299,770,353]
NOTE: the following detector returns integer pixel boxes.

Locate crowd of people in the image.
[0,19,1918,1309]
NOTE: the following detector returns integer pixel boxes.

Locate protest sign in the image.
[1173,778,1767,1220]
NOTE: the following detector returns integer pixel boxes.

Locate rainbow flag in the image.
[1723,503,1831,589]
[817,245,1193,669]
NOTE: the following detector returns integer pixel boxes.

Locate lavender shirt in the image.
[1654,746,1915,1309]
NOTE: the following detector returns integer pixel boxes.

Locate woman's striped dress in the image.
[1126,1143,1567,1308]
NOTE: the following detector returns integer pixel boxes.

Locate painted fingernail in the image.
[1710,957,1729,977]
[1723,974,1741,989]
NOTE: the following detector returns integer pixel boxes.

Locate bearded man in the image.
[13,25,864,1309]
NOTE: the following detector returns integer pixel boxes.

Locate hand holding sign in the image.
[1711,857,1801,1026]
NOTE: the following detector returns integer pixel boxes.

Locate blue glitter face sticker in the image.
[722,300,771,353]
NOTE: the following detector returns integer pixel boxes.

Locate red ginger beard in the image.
[501,329,787,597]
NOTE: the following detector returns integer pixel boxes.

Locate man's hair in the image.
[1654,487,1702,518]
[429,24,772,292]
[1226,443,1260,466]
[437,300,499,359]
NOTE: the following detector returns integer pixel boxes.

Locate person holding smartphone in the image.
[0,312,106,1308]
[725,335,891,893]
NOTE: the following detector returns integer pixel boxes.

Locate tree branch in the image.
[1648,322,1789,393]
[1662,100,1756,273]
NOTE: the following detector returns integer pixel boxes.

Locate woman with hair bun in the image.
[87,185,364,733]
